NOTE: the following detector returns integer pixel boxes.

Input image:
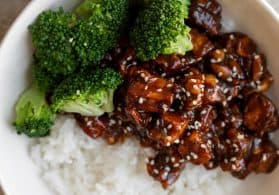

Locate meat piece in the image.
[76,115,106,139]
[181,68,205,109]
[126,68,175,113]
[220,103,243,129]
[153,29,214,74]
[190,29,215,59]
[244,93,279,134]
[198,105,217,132]
[101,38,137,77]
[188,0,222,35]
[116,47,137,77]
[209,33,274,97]
[178,130,215,165]
[75,106,132,144]
[148,112,189,146]
[203,85,225,105]
[125,107,151,128]
[146,149,186,188]
[220,128,253,178]
[248,138,279,174]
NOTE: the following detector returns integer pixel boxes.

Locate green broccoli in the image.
[14,84,56,137]
[29,0,128,75]
[32,63,64,93]
[74,0,129,65]
[130,0,193,61]
[29,8,78,76]
[51,68,123,116]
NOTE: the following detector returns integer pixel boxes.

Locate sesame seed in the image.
[254,55,260,59]
[232,164,237,170]
[191,79,197,83]
[218,72,223,77]
[227,77,233,82]
[126,56,133,61]
[186,155,191,160]
[166,136,172,141]
[69,38,74,43]
[224,158,228,164]
[193,85,200,90]
[208,162,214,168]
[226,139,231,144]
[126,126,132,132]
[153,169,159,174]
[171,157,176,163]
[223,88,229,94]
[165,166,171,172]
[194,121,202,128]
[138,97,145,104]
[162,104,169,112]
[219,144,225,150]
[167,84,173,88]
[262,155,267,161]
[76,90,81,95]
[207,133,213,138]
[229,34,235,40]
[192,100,198,106]
[237,134,245,139]
[230,157,237,162]
[161,172,168,180]
[87,121,93,126]
[150,160,155,165]
[174,139,180,144]
[165,157,170,163]
[156,120,160,126]
[109,119,116,126]
[144,77,149,82]
[166,142,171,147]
[190,152,198,160]
[179,159,185,163]
[201,110,207,115]
[221,122,226,127]
[161,73,167,77]
[174,163,180,168]
[116,48,121,53]
[157,88,163,92]
[201,144,207,149]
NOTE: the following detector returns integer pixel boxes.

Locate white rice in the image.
[30,116,240,195]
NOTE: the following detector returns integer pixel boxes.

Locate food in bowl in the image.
[11,0,279,194]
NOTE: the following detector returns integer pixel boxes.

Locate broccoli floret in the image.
[32,64,64,93]
[74,0,129,65]
[30,0,128,75]
[51,68,123,116]
[130,0,193,61]
[14,84,56,137]
[29,8,78,76]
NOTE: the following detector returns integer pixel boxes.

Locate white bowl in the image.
[0,0,279,194]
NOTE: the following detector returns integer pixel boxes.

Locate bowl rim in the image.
[0,0,279,194]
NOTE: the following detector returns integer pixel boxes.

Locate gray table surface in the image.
[0,0,278,194]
